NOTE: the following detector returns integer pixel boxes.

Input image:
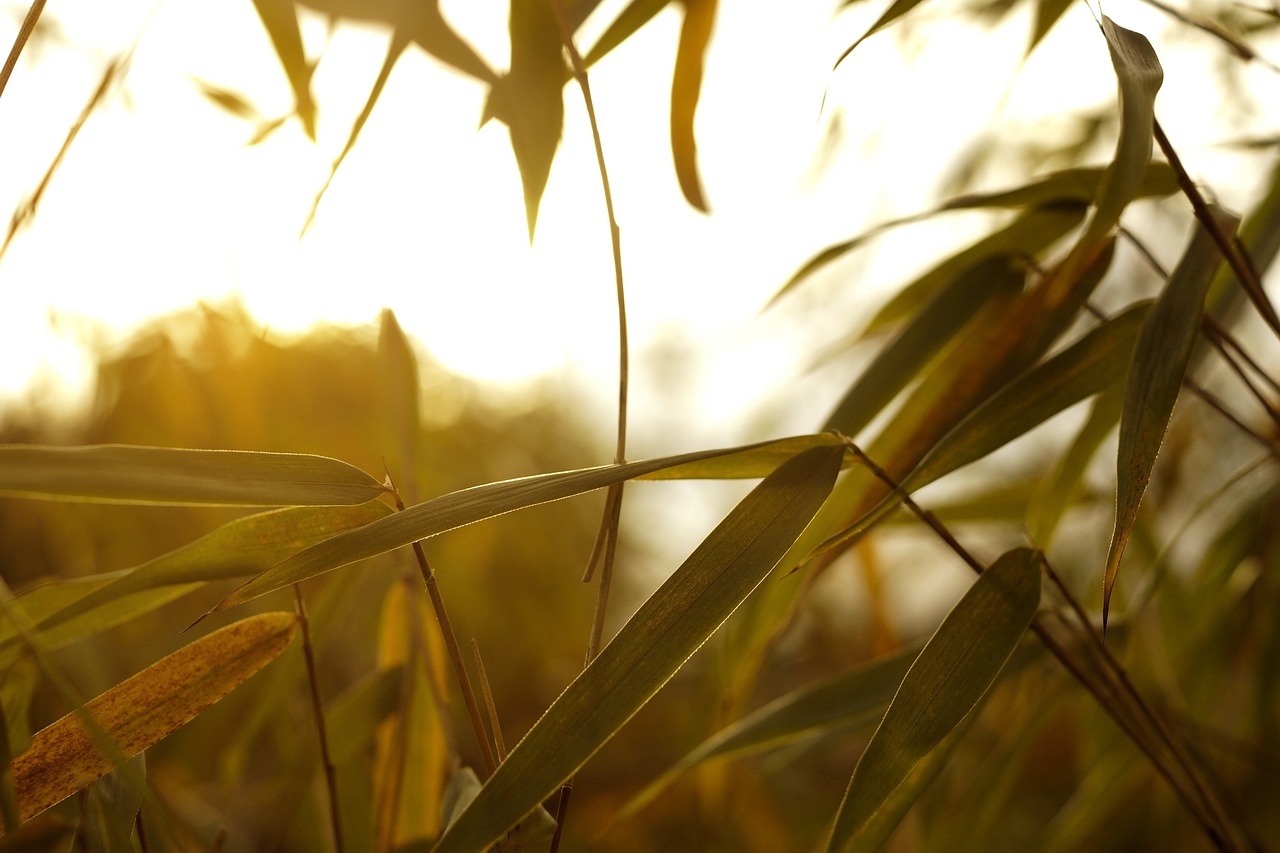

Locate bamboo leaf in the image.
[1029,0,1074,52]
[250,0,316,139]
[910,299,1150,488]
[583,0,672,66]
[0,503,391,666]
[636,434,845,480]
[624,644,920,818]
[489,0,566,239]
[824,255,1022,438]
[433,445,843,852]
[214,438,841,609]
[670,0,716,212]
[1078,18,1164,253]
[824,548,1041,850]
[1103,208,1238,628]
[833,0,930,71]
[325,666,405,766]
[0,445,388,506]
[10,612,298,823]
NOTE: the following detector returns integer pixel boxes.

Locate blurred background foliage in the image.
[1,0,1280,850]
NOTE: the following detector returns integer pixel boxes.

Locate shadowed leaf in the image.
[215,437,841,609]
[1103,208,1237,628]
[623,644,920,819]
[671,0,716,212]
[825,548,1041,850]
[433,445,843,852]
[10,612,298,823]
[0,445,388,506]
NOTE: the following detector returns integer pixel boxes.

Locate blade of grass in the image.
[10,612,298,823]
[433,445,843,852]
[0,445,388,506]
[824,548,1042,851]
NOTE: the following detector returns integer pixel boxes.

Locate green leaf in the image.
[910,299,1150,487]
[1075,18,1164,258]
[0,445,388,506]
[10,612,298,823]
[433,445,843,852]
[0,503,392,666]
[624,643,920,818]
[670,0,715,212]
[1103,208,1238,628]
[214,438,842,609]
[636,434,846,480]
[824,255,1023,438]
[824,548,1042,850]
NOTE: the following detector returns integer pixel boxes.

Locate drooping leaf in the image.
[489,0,566,240]
[833,0,932,71]
[824,548,1042,850]
[1073,18,1164,261]
[214,438,843,609]
[824,255,1023,438]
[0,445,388,506]
[623,643,921,818]
[0,503,391,666]
[250,0,316,139]
[433,445,843,852]
[1103,208,1238,628]
[670,0,716,211]
[10,612,298,823]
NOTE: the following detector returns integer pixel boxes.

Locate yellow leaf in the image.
[9,612,298,824]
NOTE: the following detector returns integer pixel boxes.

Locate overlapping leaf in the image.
[214,437,845,609]
[0,445,387,506]
[0,503,391,666]
[1103,208,1238,628]
[9,612,297,823]
[824,548,1041,850]
[433,445,843,851]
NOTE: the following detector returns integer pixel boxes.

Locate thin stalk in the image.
[470,639,507,762]
[1153,118,1280,340]
[549,3,629,848]
[292,585,345,853]
[0,0,46,101]
[839,436,1241,850]
[1186,377,1280,460]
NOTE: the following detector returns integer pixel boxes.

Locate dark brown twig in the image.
[293,585,345,853]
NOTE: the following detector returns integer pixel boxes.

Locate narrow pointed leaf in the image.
[0,503,391,665]
[1103,208,1237,627]
[10,612,298,822]
[824,255,1020,437]
[0,445,387,506]
[910,299,1150,487]
[636,433,845,480]
[215,438,835,609]
[670,0,715,211]
[583,0,672,66]
[493,0,565,239]
[433,445,843,852]
[624,644,920,818]
[834,0,931,71]
[825,548,1041,850]
[1077,18,1163,254]
[251,0,315,138]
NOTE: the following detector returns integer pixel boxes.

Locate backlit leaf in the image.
[433,445,843,852]
[10,612,298,823]
[215,438,841,609]
[824,548,1041,850]
[671,0,716,212]
[250,0,315,139]
[0,445,388,506]
[0,503,392,666]
[1103,208,1237,628]
[583,0,672,66]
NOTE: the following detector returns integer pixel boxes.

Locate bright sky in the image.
[0,0,1273,432]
